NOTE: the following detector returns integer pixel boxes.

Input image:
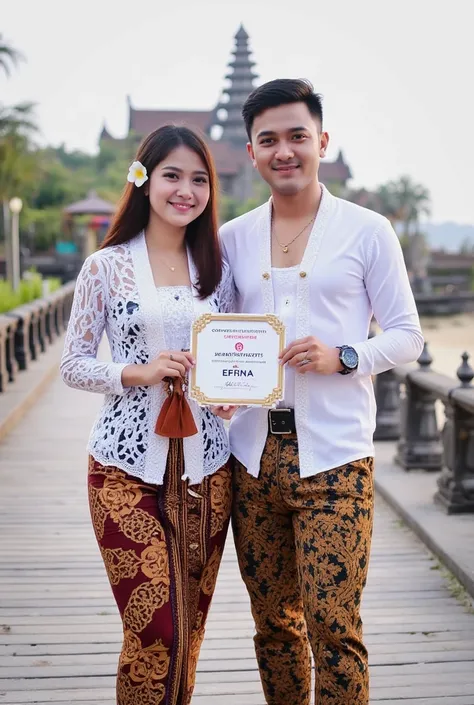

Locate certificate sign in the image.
[190,313,285,407]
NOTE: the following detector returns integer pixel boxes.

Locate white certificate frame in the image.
[189,313,285,407]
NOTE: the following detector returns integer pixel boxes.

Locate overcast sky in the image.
[2,0,474,224]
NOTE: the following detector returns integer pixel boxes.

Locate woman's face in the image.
[147,145,210,229]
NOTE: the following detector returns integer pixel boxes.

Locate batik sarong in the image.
[88,441,232,705]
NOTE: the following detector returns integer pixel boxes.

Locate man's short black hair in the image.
[242,78,323,140]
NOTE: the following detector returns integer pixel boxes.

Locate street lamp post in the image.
[8,197,23,291]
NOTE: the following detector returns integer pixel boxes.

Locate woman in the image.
[60,125,234,704]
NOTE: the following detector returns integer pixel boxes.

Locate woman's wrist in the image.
[121,364,150,388]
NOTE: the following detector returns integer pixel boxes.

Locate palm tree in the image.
[375,184,401,226]
[0,34,23,76]
[0,35,37,248]
[388,175,431,238]
[0,101,37,136]
[0,103,38,243]
[376,176,431,286]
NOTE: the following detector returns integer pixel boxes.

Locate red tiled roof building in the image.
[100,25,352,201]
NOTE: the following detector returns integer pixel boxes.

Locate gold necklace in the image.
[159,253,185,272]
[272,215,316,254]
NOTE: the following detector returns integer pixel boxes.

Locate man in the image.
[217,79,424,705]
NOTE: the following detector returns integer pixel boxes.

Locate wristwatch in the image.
[337,345,359,375]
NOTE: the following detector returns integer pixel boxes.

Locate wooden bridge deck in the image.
[0,375,473,704]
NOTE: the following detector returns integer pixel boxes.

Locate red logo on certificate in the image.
[235,342,244,352]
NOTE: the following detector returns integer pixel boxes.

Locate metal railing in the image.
[374,343,474,514]
[0,282,75,393]
[414,291,474,316]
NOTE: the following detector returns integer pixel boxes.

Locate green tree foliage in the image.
[2,135,135,251]
[0,117,39,247]
[381,176,431,238]
[0,270,60,313]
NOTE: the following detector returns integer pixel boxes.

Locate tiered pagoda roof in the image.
[99,26,353,187]
[214,24,258,147]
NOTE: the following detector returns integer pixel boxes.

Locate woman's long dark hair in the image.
[100,125,222,298]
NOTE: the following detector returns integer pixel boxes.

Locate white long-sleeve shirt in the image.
[219,185,424,478]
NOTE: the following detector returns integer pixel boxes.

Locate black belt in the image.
[268,408,296,435]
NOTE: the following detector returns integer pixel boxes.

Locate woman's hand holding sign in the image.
[210,405,238,420]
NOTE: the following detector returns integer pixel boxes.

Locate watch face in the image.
[342,347,359,369]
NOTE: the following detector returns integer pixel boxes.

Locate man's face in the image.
[248,102,329,196]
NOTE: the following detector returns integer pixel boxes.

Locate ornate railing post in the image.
[435,353,474,513]
[51,290,65,335]
[3,316,18,384]
[395,343,444,471]
[42,297,54,345]
[0,316,13,392]
[371,325,402,441]
[27,305,40,361]
[36,300,47,352]
[6,309,32,371]
[62,282,75,325]
[374,369,401,440]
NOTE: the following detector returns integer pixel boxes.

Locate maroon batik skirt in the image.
[88,440,232,705]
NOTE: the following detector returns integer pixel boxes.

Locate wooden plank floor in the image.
[1,375,474,704]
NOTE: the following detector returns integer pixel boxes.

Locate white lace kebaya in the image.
[60,231,235,485]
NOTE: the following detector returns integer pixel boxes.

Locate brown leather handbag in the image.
[155,377,198,438]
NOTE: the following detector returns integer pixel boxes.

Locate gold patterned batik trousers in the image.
[232,434,374,705]
[88,441,232,705]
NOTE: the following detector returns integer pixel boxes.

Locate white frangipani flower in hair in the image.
[127,161,148,187]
